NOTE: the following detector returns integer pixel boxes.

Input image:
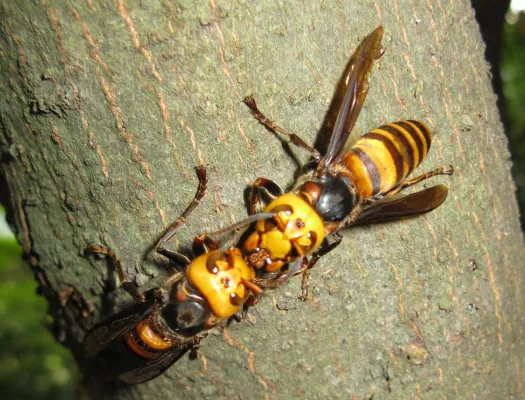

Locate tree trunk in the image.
[1,0,524,399]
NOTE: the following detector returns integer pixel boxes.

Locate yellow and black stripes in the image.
[342,120,432,198]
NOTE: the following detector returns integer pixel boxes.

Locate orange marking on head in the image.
[188,249,255,319]
[257,194,325,262]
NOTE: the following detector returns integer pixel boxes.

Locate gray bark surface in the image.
[1,0,524,399]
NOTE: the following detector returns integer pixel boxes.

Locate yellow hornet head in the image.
[188,249,255,319]
[256,194,326,260]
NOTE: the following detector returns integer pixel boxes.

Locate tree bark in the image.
[1,0,524,399]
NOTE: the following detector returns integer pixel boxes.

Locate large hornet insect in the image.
[83,167,269,384]
[241,26,453,295]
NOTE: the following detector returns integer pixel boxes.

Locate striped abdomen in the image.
[341,120,432,198]
[124,319,173,360]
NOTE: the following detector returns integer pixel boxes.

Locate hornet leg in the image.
[156,165,208,260]
[249,177,284,215]
[243,95,320,160]
[300,232,343,301]
[85,245,144,301]
[390,165,454,195]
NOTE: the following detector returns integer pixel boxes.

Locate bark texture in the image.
[1,0,524,399]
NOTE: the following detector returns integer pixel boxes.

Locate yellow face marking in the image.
[243,231,261,252]
[256,194,325,260]
[259,229,292,260]
[265,259,286,273]
[188,249,255,319]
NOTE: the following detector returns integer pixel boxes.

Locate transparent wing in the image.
[351,185,449,226]
[319,26,384,169]
[118,346,192,385]
[83,297,155,358]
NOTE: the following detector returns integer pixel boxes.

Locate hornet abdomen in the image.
[342,120,432,198]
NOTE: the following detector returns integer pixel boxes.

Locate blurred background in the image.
[0,210,82,399]
[0,2,524,398]
[501,3,525,228]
